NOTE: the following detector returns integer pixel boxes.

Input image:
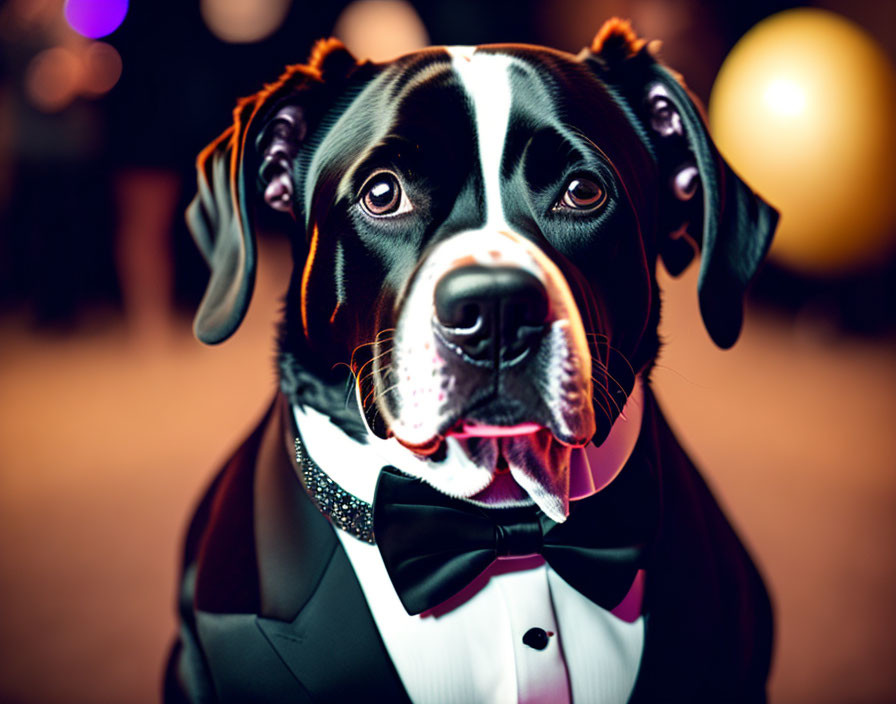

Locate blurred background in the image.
[1,0,894,702]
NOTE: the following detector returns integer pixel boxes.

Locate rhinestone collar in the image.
[294,433,375,544]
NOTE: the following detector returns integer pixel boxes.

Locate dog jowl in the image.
[174,18,777,703]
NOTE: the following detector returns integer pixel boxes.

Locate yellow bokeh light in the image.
[200,0,292,44]
[762,78,806,117]
[23,41,123,113]
[709,9,896,275]
[24,46,81,113]
[334,0,429,63]
[80,42,123,96]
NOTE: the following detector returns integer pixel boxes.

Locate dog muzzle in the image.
[367,230,598,522]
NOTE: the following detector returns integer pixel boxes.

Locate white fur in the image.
[446,48,513,227]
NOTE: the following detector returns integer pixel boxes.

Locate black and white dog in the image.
[166,20,777,703]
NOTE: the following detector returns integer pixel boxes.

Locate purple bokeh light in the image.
[64,0,128,39]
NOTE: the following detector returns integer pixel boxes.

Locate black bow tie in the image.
[372,459,657,616]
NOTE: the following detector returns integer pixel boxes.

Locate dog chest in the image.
[293,403,645,704]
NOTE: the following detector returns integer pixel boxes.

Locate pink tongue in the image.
[450,422,543,438]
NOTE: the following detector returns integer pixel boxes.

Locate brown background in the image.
[1,239,894,703]
[2,0,896,702]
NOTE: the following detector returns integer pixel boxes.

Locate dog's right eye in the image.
[360,172,412,217]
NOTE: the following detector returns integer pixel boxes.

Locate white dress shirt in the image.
[292,379,646,704]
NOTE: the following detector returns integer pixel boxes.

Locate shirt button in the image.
[522,627,549,650]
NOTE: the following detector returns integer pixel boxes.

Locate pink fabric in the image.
[610,569,645,623]
[570,379,644,500]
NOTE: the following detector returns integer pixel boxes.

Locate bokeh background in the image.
[1,1,895,702]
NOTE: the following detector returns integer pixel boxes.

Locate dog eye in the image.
[360,172,412,217]
[557,177,606,211]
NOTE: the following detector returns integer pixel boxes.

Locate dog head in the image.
[188,21,776,522]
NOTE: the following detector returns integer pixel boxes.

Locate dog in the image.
[165,19,777,703]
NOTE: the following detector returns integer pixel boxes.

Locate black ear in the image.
[582,19,778,349]
[187,39,358,344]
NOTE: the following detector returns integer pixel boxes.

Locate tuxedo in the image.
[164,387,773,703]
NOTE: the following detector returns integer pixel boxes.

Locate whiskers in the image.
[338,328,398,426]
[584,331,636,423]
[347,328,396,373]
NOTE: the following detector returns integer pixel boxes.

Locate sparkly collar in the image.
[293,433,375,544]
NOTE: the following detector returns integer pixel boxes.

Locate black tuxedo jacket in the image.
[164,389,773,703]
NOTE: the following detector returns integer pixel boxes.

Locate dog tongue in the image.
[502,431,571,523]
[452,422,543,438]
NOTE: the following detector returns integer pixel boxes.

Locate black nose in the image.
[433,265,549,366]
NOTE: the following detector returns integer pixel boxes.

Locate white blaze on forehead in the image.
[447,47,514,229]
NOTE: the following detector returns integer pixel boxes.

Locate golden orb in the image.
[709,9,896,275]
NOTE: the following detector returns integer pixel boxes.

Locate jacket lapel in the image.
[253,395,411,702]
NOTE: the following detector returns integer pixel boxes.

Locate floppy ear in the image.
[187,39,358,344]
[582,19,778,348]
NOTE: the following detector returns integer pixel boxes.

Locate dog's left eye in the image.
[360,172,413,217]
[556,177,606,212]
